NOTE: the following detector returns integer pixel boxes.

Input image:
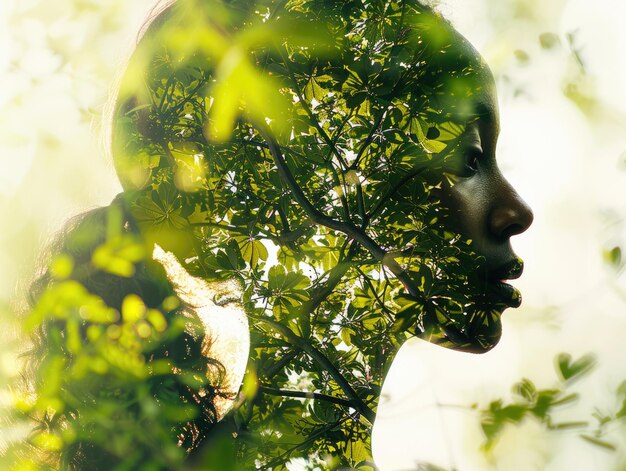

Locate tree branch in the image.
[364,166,426,227]
[355,182,366,223]
[255,122,418,298]
[265,349,301,380]
[252,315,376,424]
[166,75,208,119]
[258,386,354,408]
[298,241,358,317]
[281,54,349,171]
[262,412,366,470]
[352,107,388,170]
[356,267,394,318]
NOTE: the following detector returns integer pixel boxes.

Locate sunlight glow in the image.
[2,1,626,469]
[153,244,250,421]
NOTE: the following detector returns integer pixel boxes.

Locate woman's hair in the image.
[111,0,456,195]
[24,196,226,469]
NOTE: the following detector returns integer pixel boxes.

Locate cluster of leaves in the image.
[479,352,626,454]
[407,352,626,471]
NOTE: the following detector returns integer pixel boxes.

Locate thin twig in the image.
[364,166,426,226]
[352,107,388,170]
[258,386,354,408]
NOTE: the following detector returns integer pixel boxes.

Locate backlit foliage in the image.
[7,0,624,470]
[11,0,509,468]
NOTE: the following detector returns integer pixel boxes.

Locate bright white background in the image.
[1,1,626,469]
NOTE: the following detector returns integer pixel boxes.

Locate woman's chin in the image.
[461,330,502,353]
[419,305,507,354]
[451,327,502,353]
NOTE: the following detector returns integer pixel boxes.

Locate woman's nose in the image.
[489,180,534,239]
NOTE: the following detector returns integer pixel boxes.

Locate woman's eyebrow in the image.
[471,99,500,137]
[474,101,494,123]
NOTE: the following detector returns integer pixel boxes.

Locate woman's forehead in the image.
[409,25,498,125]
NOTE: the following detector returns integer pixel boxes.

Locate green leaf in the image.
[234,235,268,268]
[603,246,622,269]
[550,421,588,430]
[579,434,616,451]
[122,294,147,323]
[556,353,596,382]
[539,32,560,50]
[345,438,370,464]
[49,254,74,280]
[512,378,536,402]
[340,327,354,346]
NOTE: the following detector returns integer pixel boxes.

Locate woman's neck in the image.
[238,318,405,468]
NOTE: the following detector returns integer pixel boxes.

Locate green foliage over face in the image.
[115,0,505,353]
[16,0,532,469]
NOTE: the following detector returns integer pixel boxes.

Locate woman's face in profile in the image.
[442,75,533,336]
[385,38,533,352]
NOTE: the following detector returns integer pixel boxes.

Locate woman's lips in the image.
[484,258,524,308]
[486,279,522,308]
[488,257,524,281]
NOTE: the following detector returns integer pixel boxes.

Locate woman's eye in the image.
[465,148,480,172]
[459,146,481,176]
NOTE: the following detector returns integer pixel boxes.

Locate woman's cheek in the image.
[439,177,484,240]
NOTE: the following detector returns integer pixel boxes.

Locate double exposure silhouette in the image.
[24,0,532,468]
